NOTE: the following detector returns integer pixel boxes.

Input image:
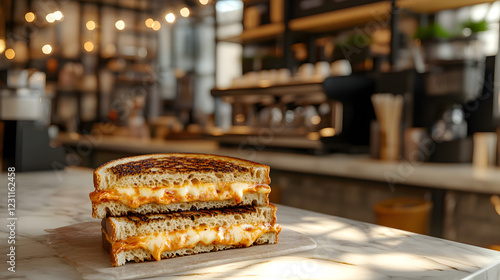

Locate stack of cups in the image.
[472,132,497,168]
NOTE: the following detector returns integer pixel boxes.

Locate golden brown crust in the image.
[110,156,249,177]
[93,153,270,189]
[101,228,279,267]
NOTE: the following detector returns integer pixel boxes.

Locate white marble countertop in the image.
[57,133,500,194]
[1,167,500,279]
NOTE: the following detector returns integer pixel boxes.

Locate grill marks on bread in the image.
[110,156,250,178]
[93,153,271,192]
[123,205,259,225]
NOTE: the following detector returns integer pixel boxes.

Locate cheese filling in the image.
[106,223,282,261]
[90,183,270,208]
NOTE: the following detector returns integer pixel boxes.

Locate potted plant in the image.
[414,20,487,62]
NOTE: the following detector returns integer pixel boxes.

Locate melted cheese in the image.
[90,183,270,208]
[107,223,282,261]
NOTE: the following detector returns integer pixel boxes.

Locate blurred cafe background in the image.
[2,0,500,251]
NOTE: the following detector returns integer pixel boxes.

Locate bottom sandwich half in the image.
[101,205,281,267]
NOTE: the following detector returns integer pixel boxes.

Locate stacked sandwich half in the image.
[89,153,281,267]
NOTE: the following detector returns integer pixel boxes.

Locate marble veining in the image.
[1,167,500,279]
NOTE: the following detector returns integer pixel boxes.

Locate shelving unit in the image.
[211,0,500,154]
[218,22,285,44]
[212,82,323,97]
[215,0,498,81]
[286,0,497,34]
[0,0,168,132]
[399,0,497,14]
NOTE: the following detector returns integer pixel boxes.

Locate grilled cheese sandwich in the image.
[90,153,280,267]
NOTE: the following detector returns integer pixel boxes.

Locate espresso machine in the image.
[210,82,336,153]
[210,73,376,153]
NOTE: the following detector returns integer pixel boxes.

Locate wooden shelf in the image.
[399,0,497,14]
[218,23,285,44]
[226,0,493,37]
[289,2,391,33]
[211,82,324,97]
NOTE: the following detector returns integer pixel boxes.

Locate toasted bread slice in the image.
[92,191,269,219]
[93,153,271,191]
[103,205,277,241]
[102,205,281,267]
[102,230,280,267]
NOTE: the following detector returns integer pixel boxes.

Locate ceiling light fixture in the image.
[25,12,36,23]
[180,7,190,17]
[145,18,154,28]
[46,13,56,23]
[165,13,176,23]
[86,20,96,30]
[84,41,94,52]
[115,20,125,30]
[5,48,15,59]
[152,20,161,31]
[42,44,53,55]
[53,11,63,21]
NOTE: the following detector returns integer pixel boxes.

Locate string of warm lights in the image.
[86,20,96,31]
[115,19,125,30]
[25,12,36,23]
[144,5,191,30]
[152,21,161,31]
[5,49,15,60]
[42,44,53,55]
[84,41,94,52]
[46,10,64,23]
[4,0,211,59]
[165,12,176,23]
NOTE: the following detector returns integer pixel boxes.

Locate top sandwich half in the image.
[90,153,272,218]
